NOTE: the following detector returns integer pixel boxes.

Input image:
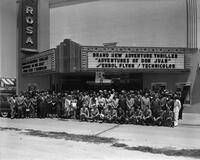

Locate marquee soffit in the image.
[49,0,100,8]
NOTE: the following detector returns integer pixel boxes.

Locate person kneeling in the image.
[109,106,118,123]
[154,110,164,126]
[129,107,137,124]
[90,105,100,122]
[101,105,110,123]
[80,104,89,121]
[143,105,154,125]
[104,106,118,123]
[130,107,143,125]
[161,107,174,127]
[117,107,126,124]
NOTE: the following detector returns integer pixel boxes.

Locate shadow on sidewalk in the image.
[1,126,200,159]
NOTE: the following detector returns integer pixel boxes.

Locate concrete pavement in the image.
[183,103,200,114]
[0,112,200,160]
[0,113,199,149]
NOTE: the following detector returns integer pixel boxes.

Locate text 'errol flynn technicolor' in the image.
[81,46,186,70]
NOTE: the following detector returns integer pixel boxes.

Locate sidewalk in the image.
[0,113,200,150]
[179,113,200,126]
[183,103,200,114]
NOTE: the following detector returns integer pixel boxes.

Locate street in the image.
[0,113,200,160]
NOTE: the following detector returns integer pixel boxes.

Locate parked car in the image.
[0,95,11,117]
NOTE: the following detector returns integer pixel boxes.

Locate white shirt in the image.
[174,99,181,112]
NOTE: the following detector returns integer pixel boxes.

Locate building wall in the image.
[196,0,200,48]
[50,0,187,48]
[189,50,200,104]
[56,42,65,73]
[18,75,51,91]
[38,0,50,52]
[193,0,200,106]
[0,0,17,78]
[56,39,81,73]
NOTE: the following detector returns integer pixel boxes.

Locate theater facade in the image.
[20,38,199,105]
[17,0,200,108]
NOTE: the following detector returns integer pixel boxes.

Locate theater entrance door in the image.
[176,83,191,104]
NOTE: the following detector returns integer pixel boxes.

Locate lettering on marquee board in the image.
[81,47,185,70]
[21,49,56,74]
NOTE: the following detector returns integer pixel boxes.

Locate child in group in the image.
[80,103,90,121]
[101,105,110,122]
[117,107,126,124]
[128,105,137,124]
[109,106,118,123]
[70,96,77,119]
[143,105,154,125]
[161,106,174,127]
[90,105,100,122]
[104,105,115,123]
[131,107,143,125]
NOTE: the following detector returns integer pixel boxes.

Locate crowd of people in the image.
[7,88,183,127]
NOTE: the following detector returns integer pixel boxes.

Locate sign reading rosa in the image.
[25,6,34,45]
[21,0,38,53]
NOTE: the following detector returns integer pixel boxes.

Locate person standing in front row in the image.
[8,95,16,119]
[38,92,46,118]
[141,92,151,111]
[178,92,184,120]
[15,93,25,118]
[173,94,182,127]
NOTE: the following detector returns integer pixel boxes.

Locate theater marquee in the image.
[81,46,185,70]
[21,49,56,74]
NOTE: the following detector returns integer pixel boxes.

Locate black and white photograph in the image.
[0,0,200,159]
